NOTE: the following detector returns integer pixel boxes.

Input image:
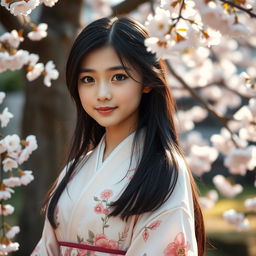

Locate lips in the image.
[95,107,117,111]
[95,106,117,114]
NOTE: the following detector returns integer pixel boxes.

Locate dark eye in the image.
[112,74,128,81]
[81,76,94,83]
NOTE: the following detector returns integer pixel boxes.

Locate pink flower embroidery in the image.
[148,220,161,230]
[94,233,119,249]
[142,220,161,241]
[77,248,94,256]
[142,229,149,241]
[164,232,190,256]
[126,168,136,180]
[100,189,113,199]
[94,203,104,214]
[64,247,72,256]
[103,208,110,215]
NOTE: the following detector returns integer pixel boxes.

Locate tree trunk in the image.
[11,1,84,255]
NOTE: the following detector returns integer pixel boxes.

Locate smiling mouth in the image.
[95,106,118,114]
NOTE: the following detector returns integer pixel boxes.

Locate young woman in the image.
[31,17,206,256]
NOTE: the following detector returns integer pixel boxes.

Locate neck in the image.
[103,125,137,161]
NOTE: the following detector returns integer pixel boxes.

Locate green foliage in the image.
[0,70,25,92]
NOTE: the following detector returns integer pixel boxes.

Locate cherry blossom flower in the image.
[213,175,243,198]
[186,145,218,176]
[100,189,113,199]
[0,242,19,253]
[223,209,250,231]
[210,128,247,156]
[8,0,40,16]
[199,190,218,210]
[240,70,256,95]
[224,146,256,175]
[18,148,31,165]
[28,23,48,41]
[43,60,59,87]
[164,232,190,256]
[3,177,21,188]
[0,187,14,200]
[2,158,18,172]
[0,30,23,48]
[145,36,173,59]
[2,134,21,153]
[0,107,14,128]
[0,92,6,104]
[145,7,171,39]
[19,170,34,185]
[0,204,14,216]
[6,226,20,239]
[27,53,40,66]
[0,50,30,71]
[41,0,59,7]
[244,197,256,211]
[26,63,44,81]
[25,135,38,153]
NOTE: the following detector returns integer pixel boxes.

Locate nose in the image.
[97,82,112,101]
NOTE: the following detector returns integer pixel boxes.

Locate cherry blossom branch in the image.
[172,0,186,26]
[218,0,256,18]
[191,80,252,99]
[165,60,240,147]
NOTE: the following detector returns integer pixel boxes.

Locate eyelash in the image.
[80,74,128,84]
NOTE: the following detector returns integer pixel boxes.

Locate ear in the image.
[142,86,152,94]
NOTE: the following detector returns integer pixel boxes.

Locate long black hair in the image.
[44,17,205,256]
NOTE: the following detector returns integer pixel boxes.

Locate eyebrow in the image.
[78,65,131,73]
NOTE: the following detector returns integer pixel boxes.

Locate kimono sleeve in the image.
[30,217,60,256]
[125,207,197,256]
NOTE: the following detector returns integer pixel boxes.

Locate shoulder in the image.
[56,150,94,185]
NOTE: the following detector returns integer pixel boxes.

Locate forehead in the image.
[80,45,123,69]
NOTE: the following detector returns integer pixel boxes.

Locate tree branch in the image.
[165,60,240,147]
[218,0,256,18]
[0,6,24,31]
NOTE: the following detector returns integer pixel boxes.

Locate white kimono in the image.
[31,131,198,256]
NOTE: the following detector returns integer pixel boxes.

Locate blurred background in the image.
[0,0,255,255]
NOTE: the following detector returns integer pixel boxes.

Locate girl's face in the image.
[78,45,147,132]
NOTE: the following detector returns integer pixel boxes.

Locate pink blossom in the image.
[28,23,48,41]
[41,0,59,7]
[0,107,14,128]
[43,60,59,87]
[8,0,40,16]
[94,234,119,249]
[164,232,190,256]
[213,175,243,198]
[94,203,104,214]
[142,229,149,241]
[102,208,110,215]
[148,220,161,230]
[100,189,113,199]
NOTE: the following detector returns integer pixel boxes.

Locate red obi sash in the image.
[59,241,127,255]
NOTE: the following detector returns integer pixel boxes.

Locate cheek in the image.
[116,86,142,105]
[78,88,92,110]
